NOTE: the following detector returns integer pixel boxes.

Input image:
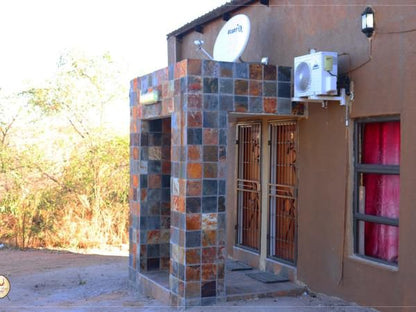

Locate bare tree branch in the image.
[1,111,19,146]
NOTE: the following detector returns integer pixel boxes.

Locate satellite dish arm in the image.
[198,46,214,60]
[194,40,213,60]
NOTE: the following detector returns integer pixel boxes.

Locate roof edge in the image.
[167,0,256,39]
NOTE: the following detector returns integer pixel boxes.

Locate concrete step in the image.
[225,269,305,301]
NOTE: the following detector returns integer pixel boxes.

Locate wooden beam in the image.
[195,25,204,34]
[223,12,231,21]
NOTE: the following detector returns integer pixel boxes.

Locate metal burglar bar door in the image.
[268,122,297,264]
[236,123,261,251]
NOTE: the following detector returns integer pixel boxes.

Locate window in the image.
[354,117,400,265]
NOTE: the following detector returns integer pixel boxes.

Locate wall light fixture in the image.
[361,7,375,38]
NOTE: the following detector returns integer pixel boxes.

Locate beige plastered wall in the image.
[167,0,416,309]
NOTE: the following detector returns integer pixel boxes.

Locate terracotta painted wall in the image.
[168,0,416,309]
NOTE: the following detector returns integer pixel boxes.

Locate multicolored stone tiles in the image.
[129,59,304,306]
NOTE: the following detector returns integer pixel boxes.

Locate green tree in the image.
[26,49,128,138]
[0,50,129,249]
[0,90,57,248]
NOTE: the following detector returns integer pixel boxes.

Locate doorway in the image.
[268,121,297,265]
[236,122,261,251]
[234,120,298,266]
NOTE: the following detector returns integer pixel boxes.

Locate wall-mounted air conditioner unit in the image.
[294,51,338,98]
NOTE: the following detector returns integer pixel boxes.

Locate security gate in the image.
[268,121,297,264]
[236,123,261,251]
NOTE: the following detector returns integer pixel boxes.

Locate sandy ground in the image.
[0,248,377,312]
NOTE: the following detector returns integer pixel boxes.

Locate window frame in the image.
[353,116,400,266]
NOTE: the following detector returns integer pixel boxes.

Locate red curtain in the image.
[362,121,400,263]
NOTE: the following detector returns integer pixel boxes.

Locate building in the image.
[129,0,416,309]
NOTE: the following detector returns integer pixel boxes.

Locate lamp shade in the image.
[361,7,375,37]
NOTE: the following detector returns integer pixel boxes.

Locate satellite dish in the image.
[213,14,251,62]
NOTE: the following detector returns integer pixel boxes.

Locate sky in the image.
[0,0,228,91]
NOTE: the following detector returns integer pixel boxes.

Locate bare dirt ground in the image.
[0,248,377,312]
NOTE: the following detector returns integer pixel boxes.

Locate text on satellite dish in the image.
[228,24,243,35]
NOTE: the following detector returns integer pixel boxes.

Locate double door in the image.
[236,121,297,264]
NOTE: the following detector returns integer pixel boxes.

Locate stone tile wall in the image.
[129,59,305,306]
